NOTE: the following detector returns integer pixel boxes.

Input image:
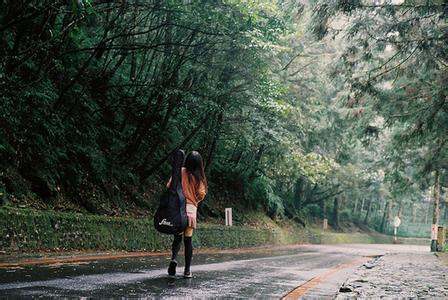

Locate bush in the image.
[246,176,285,218]
[339,209,352,223]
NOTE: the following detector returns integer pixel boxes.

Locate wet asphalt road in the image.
[0,244,428,298]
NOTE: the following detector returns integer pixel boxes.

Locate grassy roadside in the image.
[0,207,428,253]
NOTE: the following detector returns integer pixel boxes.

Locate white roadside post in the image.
[393,216,401,243]
[225,208,233,226]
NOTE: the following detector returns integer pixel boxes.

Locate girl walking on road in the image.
[166,151,207,278]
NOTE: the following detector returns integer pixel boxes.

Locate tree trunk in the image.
[364,199,372,225]
[205,111,223,172]
[412,203,417,223]
[321,198,328,230]
[443,192,448,223]
[430,169,440,252]
[332,197,340,230]
[353,198,358,214]
[397,200,403,218]
[380,200,389,233]
[320,198,326,219]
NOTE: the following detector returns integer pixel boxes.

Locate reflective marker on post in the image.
[393,216,401,243]
[431,224,438,241]
[225,208,232,226]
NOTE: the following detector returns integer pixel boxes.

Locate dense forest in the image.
[0,0,447,233]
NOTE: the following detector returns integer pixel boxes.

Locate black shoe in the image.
[168,260,177,276]
[183,271,192,278]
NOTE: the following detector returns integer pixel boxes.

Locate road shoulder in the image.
[336,252,448,298]
[435,252,448,266]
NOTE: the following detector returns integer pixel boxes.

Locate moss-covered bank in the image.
[0,207,425,252]
[0,207,305,251]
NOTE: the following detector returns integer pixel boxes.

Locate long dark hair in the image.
[185,151,207,190]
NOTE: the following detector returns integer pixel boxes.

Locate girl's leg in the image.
[183,227,194,277]
[171,233,183,260]
[168,233,182,276]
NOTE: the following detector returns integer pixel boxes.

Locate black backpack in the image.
[154,149,188,234]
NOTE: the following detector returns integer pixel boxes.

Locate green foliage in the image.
[339,209,352,223]
[246,175,284,217]
[1,0,355,225]
[309,0,448,232]
[1,0,445,235]
[0,0,297,215]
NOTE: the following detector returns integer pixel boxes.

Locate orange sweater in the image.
[167,168,206,207]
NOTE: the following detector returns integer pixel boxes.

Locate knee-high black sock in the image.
[183,236,193,273]
[171,234,182,261]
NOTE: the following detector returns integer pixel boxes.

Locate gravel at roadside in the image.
[336,252,448,299]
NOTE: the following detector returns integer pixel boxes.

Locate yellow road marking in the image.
[281,257,368,299]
